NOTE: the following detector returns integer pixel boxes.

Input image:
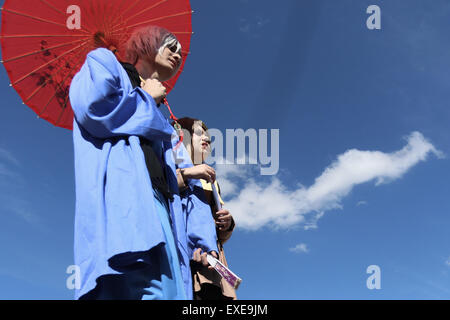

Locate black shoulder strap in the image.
[119,61,175,202]
[119,62,141,89]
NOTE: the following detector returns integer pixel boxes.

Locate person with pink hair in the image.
[69,25,218,300]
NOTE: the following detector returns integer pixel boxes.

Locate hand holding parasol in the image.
[0,0,193,130]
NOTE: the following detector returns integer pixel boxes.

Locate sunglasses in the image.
[159,36,182,56]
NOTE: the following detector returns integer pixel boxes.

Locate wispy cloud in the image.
[0,147,21,179]
[446,257,450,267]
[0,147,44,229]
[2,197,41,226]
[217,132,442,231]
[239,15,271,38]
[289,243,309,254]
[0,148,20,166]
[393,262,450,298]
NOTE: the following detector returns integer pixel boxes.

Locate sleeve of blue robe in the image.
[69,48,175,141]
[183,182,219,257]
[173,146,219,257]
[70,47,218,261]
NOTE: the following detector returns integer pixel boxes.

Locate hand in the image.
[215,209,232,231]
[192,248,218,270]
[182,164,216,183]
[140,78,166,104]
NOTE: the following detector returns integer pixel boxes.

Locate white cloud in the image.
[289,243,309,254]
[356,201,368,207]
[446,257,450,267]
[303,211,324,231]
[215,159,252,197]
[218,132,442,231]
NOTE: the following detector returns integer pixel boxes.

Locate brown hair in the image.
[173,117,209,154]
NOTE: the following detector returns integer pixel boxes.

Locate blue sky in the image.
[1,0,449,299]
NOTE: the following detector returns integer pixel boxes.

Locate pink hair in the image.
[125,25,173,65]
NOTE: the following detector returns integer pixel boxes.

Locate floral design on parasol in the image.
[0,0,193,130]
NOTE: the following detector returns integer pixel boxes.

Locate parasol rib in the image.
[125,11,192,29]
[55,94,70,126]
[3,38,87,63]
[38,43,90,116]
[109,30,192,40]
[11,40,90,86]
[122,0,168,24]
[0,34,88,39]
[110,30,192,37]
[121,0,145,18]
[2,8,89,34]
[38,0,66,16]
[38,0,93,35]
[108,0,133,31]
[24,48,88,103]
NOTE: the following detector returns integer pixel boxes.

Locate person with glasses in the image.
[69,25,218,300]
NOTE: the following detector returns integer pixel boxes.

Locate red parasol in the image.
[0,0,193,130]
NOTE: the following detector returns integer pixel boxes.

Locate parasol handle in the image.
[138,77,184,149]
[94,32,122,61]
[163,98,184,150]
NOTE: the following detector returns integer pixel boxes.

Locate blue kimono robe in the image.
[69,48,218,299]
